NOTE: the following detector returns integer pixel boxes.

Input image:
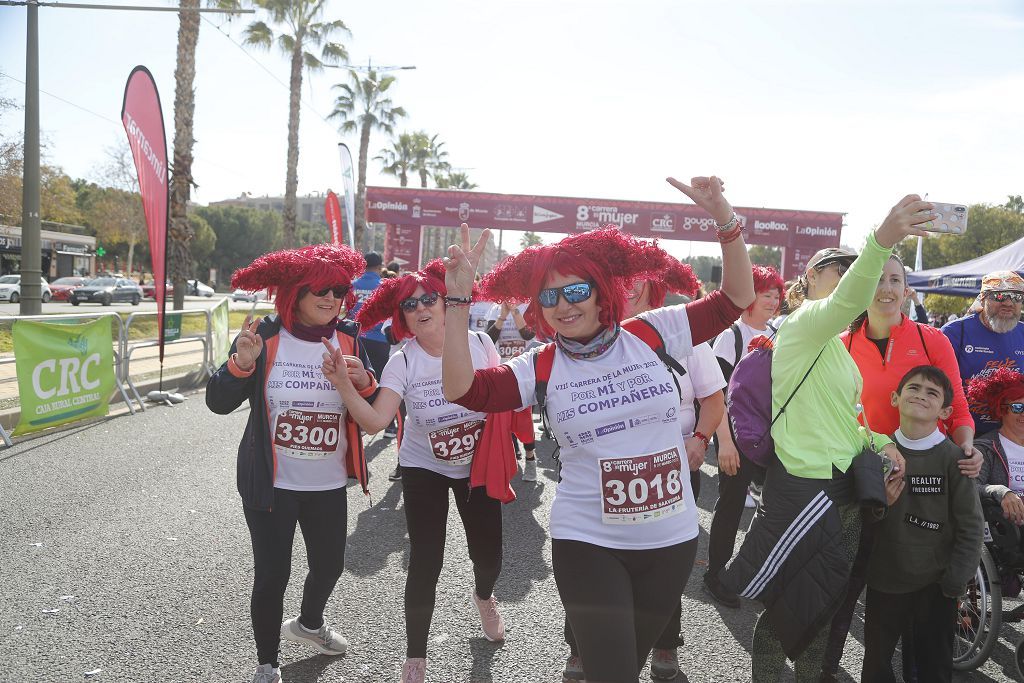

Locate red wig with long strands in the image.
[356,259,451,341]
[967,367,1024,424]
[645,259,702,309]
[480,226,683,339]
[231,243,365,331]
[747,265,785,315]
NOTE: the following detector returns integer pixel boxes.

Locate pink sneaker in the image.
[399,657,426,683]
[472,592,506,641]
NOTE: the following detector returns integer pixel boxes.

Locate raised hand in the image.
[234,316,263,371]
[874,195,934,249]
[442,223,491,298]
[667,176,734,225]
[321,338,351,391]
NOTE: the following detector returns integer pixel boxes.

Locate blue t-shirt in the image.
[942,313,1024,434]
[349,271,386,342]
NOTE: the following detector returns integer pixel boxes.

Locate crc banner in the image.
[325,191,343,246]
[13,318,117,436]
[210,298,230,366]
[366,186,845,279]
[383,224,422,271]
[121,66,170,361]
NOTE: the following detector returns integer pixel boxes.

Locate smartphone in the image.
[916,202,969,234]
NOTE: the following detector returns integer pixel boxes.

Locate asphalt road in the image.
[2,397,1022,682]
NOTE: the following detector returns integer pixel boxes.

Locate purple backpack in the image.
[727,333,824,467]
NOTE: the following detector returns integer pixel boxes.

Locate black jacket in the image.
[206,315,374,510]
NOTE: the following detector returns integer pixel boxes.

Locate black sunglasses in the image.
[309,284,350,299]
[989,291,1024,304]
[815,261,849,277]
[1005,403,1024,415]
[538,282,594,308]
[399,292,440,312]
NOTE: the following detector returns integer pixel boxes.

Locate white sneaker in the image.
[252,664,281,683]
[281,617,347,655]
[400,657,426,683]
[523,458,538,482]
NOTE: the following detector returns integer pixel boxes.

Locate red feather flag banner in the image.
[325,190,343,245]
[121,66,169,365]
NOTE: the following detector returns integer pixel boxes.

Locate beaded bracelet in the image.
[718,225,743,244]
[443,295,473,306]
[692,431,711,450]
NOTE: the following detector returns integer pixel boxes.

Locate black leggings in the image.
[243,487,348,666]
[401,466,503,658]
[564,471,701,656]
[554,538,698,683]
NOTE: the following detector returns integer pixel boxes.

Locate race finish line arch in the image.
[365,186,844,280]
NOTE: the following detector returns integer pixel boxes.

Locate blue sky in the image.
[1,0,1022,259]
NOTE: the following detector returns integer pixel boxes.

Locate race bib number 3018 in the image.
[599,448,685,525]
[428,420,484,466]
[274,410,342,460]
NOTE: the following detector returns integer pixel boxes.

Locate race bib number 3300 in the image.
[274,409,342,459]
[599,448,685,525]
[428,420,484,466]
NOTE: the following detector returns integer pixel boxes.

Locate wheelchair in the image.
[953,500,1024,676]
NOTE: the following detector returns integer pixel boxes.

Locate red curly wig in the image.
[747,265,785,315]
[480,226,683,339]
[645,259,702,309]
[231,243,365,331]
[967,367,1024,424]
[356,259,448,341]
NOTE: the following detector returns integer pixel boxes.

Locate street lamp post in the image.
[20,0,41,315]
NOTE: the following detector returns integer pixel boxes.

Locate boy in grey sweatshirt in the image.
[862,365,983,683]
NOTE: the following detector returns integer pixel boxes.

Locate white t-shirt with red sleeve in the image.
[506,304,698,550]
[379,331,501,478]
[676,342,727,436]
[265,329,349,491]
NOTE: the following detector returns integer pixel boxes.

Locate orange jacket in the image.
[839,315,972,439]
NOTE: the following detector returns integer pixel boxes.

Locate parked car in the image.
[141,280,171,299]
[0,274,52,303]
[232,288,270,302]
[49,276,88,301]
[70,277,143,306]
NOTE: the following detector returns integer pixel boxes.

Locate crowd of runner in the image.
[207,177,1024,683]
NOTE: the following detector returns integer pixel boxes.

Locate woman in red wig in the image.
[970,369,1024,557]
[320,260,505,683]
[441,176,755,683]
[562,260,728,682]
[206,244,378,683]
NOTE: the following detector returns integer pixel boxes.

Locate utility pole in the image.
[20,0,41,314]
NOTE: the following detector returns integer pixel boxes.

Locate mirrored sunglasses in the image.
[815,261,849,277]
[399,292,439,312]
[988,291,1024,304]
[310,285,350,298]
[538,282,594,308]
[1005,402,1024,415]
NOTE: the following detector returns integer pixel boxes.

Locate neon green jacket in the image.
[771,233,893,479]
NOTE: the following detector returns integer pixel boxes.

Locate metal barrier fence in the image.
[0,305,231,448]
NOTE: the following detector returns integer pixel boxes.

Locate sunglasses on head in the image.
[815,261,849,277]
[988,291,1024,304]
[309,284,350,298]
[399,292,439,312]
[1005,403,1024,415]
[538,281,594,308]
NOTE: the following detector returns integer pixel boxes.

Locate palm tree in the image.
[410,131,449,188]
[328,69,406,250]
[435,171,477,190]
[244,0,348,247]
[375,132,416,187]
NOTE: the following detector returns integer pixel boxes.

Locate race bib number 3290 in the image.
[274,410,342,460]
[599,448,685,525]
[428,420,484,466]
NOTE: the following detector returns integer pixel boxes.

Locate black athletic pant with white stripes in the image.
[554,538,698,682]
[244,486,348,667]
[401,466,503,658]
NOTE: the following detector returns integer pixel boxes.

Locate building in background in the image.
[0,223,96,279]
